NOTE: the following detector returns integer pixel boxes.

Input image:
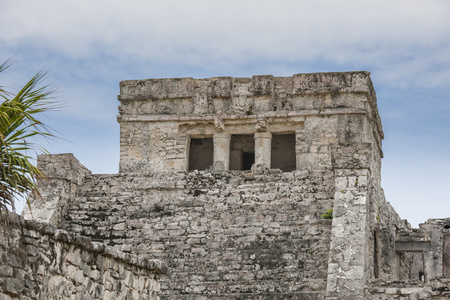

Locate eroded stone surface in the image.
[14,72,449,299]
[0,211,165,299]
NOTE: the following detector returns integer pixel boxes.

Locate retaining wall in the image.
[0,210,165,300]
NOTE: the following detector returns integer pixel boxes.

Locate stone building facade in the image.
[7,71,449,299]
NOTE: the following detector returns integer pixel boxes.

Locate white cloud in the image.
[3,1,449,62]
[2,0,450,225]
[3,0,449,123]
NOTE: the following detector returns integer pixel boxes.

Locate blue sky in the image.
[1,0,449,227]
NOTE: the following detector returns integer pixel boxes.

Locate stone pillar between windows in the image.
[254,132,272,170]
[423,250,433,283]
[213,132,231,171]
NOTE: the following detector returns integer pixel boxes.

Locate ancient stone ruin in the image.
[1,72,449,299]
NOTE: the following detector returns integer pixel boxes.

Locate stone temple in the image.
[1,72,449,299]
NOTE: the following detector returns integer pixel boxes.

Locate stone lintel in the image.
[395,241,431,252]
[117,108,367,123]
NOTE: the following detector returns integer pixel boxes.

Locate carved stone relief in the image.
[193,81,210,114]
[232,83,253,114]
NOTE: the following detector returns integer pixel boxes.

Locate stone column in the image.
[423,250,433,283]
[213,132,231,171]
[326,169,371,300]
[254,132,272,170]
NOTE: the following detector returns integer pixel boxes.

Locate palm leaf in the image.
[0,61,58,212]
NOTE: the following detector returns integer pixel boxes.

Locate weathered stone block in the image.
[0,266,13,277]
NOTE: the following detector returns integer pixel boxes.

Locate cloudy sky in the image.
[1,0,449,227]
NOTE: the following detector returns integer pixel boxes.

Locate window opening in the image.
[243,152,255,170]
[415,252,425,281]
[419,271,425,282]
[271,133,296,172]
[189,137,213,171]
[230,135,255,170]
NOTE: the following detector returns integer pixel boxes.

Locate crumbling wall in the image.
[22,153,91,227]
[58,169,335,299]
[0,210,165,299]
[370,187,413,280]
[365,278,450,299]
[415,218,450,279]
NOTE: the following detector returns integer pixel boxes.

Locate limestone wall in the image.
[117,72,378,115]
[0,211,165,299]
[325,168,373,299]
[22,153,91,227]
[58,169,335,298]
[117,72,383,174]
[17,71,436,299]
[415,218,450,279]
[365,278,450,299]
[370,184,414,280]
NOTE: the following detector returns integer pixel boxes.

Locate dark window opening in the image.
[271,134,296,172]
[409,252,425,281]
[419,271,424,282]
[243,152,255,170]
[189,137,213,171]
[444,234,450,276]
[230,135,254,170]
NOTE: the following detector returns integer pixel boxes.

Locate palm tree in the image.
[0,60,57,212]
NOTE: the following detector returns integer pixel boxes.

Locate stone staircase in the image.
[58,170,334,299]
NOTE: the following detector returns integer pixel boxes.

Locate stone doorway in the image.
[230,135,255,170]
[189,137,213,171]
[271,133,296,172]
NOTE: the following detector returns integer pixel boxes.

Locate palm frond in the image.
[0,61,59,212]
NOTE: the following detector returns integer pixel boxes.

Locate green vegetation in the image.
[321,209,333,220]
[0,61,57,212]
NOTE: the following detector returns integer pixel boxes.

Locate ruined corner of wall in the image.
[22,153,92,227]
